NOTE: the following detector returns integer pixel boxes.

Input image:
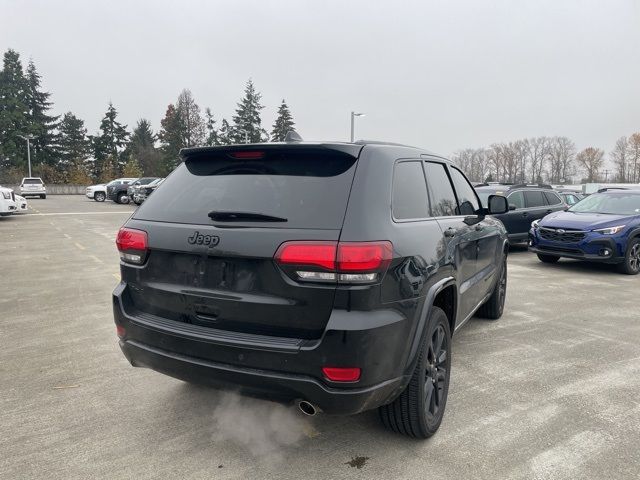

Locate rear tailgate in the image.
[124,144,362,340]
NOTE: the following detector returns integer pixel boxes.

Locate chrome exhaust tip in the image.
[297,400,318,416]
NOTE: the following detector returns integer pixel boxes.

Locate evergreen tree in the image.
[129,118,162,175]
[270,99,295,142]
[25,59,59,166]
[0,49,30,171]
[216,118,232,146]
[158,103,182,172]
[93,102,129,178]
[176,89,205,147]
[231,79,267,144]
[123,156,143,177]
[58,112,90,181]
[205,107,218,146]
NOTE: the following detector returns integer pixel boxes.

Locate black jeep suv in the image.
[113,140,509,438]
[475,184,566,243]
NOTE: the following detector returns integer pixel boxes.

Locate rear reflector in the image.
[116,324,126,338]
[322,367,361,382]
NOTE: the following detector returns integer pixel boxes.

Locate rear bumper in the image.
[113,282,413,414]
[119,339,405,414]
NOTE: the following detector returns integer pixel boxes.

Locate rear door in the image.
[504,190,529,235]
[125,145,361,340]
[524,190,553,225]
[424,161,479,324]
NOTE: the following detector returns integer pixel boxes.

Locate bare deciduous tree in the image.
[610,136,629,182]
[547,136,576,183]
[576,147,605,183]
[628,133,640,183]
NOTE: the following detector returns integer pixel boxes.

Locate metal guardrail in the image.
[3,184,87,195]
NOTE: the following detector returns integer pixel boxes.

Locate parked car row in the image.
[474,182,640,274]
[86,177,164,205]
[0,185,28,216]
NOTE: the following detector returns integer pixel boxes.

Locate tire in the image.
[40,194,46,199]
[537,254,559,264]
[134,199,141,206]
[617,239,640,275]
[476,257,507,320]
[378,306,451,438]
[118,193,130,204]
[94,192,106,202]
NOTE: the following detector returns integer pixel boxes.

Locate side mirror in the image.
[509,204,517,211]
[488,195,509,215]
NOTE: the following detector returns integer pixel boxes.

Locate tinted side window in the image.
[449,167,480,215]
[507,191,525,209]
[392,161,429,220]
[544,191,562,205]
[424,162,457,217]
[524,190,546,208]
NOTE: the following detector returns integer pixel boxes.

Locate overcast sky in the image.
[1,0,639,157]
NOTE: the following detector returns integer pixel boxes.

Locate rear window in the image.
[544,191,562,205]
[134,148,359,228]
[23,178,43,184]
[392,161,429,220]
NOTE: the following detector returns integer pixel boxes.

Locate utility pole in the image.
[603,169,611,182]
[17,134,37,177]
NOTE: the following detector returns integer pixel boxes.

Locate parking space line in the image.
[74,242,86,250]
[112,273,120,280]
[26,212,130,216]
[89,255,104,264]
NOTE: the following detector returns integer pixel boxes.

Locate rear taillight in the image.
[116,227,148,265]
[274,241,393,284]
[116,324,126,338]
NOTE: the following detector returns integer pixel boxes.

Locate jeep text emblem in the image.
[187,231,220,247]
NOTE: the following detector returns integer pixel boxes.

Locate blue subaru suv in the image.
[529,190,640,274]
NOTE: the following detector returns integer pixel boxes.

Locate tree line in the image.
[453,133,640,185]
[0,48,296,184]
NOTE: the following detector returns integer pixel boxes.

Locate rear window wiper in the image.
[208,211,288,222]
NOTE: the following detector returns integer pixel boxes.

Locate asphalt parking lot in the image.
[1,195,639,479]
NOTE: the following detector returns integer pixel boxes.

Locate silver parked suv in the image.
[20,177,46,199]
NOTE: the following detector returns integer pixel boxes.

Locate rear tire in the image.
[476,257,507,320]
[617,239,640,275]
[40,194,46,199]
[378,306,451,438]
[94,192,106,202]
[537,254,559,264]
[118,193,129,204]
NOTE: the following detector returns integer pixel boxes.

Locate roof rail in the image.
[597,187,629,193]
[508,183,553,190]
[353,139,416,148]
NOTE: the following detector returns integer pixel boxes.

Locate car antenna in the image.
[284,130,303,142]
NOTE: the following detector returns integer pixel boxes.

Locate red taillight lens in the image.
[274,241,337,270]
[322,367,361,382]
[116,227,148,264]
[337,242,393,271]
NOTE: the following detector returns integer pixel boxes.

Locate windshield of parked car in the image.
[569,192,640,215]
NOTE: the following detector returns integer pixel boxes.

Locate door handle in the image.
[444,227,456,238]
[546,209,553,214]
[522,212,529,217]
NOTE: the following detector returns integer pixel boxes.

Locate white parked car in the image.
[19,177,46,198]
[0,186,17,216]
[14,194,28,212]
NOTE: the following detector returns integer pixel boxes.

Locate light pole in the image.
[350,111,365,143]
[17,134,37,177]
